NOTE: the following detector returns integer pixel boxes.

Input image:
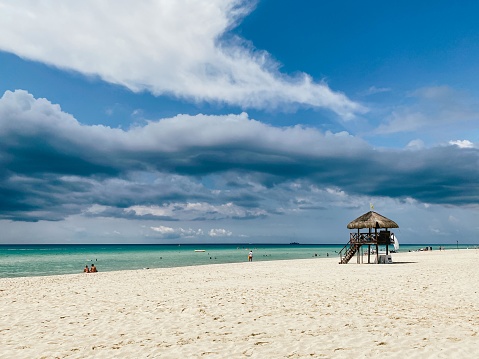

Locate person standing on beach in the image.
[248,251,253,262]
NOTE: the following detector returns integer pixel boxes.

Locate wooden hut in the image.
[339,211,399,264]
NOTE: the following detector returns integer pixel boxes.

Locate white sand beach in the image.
[1,249,479,358]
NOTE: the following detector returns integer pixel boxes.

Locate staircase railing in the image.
[338,240,359,264]
[339,234,373,264]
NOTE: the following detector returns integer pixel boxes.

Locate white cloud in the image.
[150,225,205,238]
[150,225,175,234]
[449,140,475,149]
[325,187,347,198]
[375,86,479,135]
[130,206,171,217]
[178,228,204,237]
[0,90,368,158]
[428,226,441,234]
[126,201,267,220]
[362,86,391,96]
[376,110,427,134]
[448,215,459,223]
[0,0,364,118]
[209,228,233,237]
[84,204,110,215]
[406,139,425,150]
[150,225,233,238]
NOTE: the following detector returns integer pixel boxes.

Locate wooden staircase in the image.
[339,241,360,264]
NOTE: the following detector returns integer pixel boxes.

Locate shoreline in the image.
[2,249,479,358]
[2,244,477,280]
[0,246,477,280]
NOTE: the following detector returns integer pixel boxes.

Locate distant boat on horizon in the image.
[289,242,300,245]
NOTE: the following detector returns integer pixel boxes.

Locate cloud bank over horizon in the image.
[0,0,364,118]
[1,90,478,227]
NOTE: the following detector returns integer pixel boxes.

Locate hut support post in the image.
[357,229,361,263]
[386,228,389,255]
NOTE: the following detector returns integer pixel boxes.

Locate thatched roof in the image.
[347,211,399,229]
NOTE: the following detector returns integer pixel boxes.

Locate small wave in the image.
[6,248,35,251]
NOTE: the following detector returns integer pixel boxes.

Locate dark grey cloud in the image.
[1,90,478,222]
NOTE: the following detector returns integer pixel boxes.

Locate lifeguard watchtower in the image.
[339,211,399,264]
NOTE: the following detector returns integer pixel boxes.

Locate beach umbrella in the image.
[347,211,399,229]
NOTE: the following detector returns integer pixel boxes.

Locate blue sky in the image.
[0,0,478,244]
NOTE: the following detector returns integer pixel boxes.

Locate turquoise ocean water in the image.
[0,243,475,278]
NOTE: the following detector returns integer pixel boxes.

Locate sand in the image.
[1,249,479,358]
